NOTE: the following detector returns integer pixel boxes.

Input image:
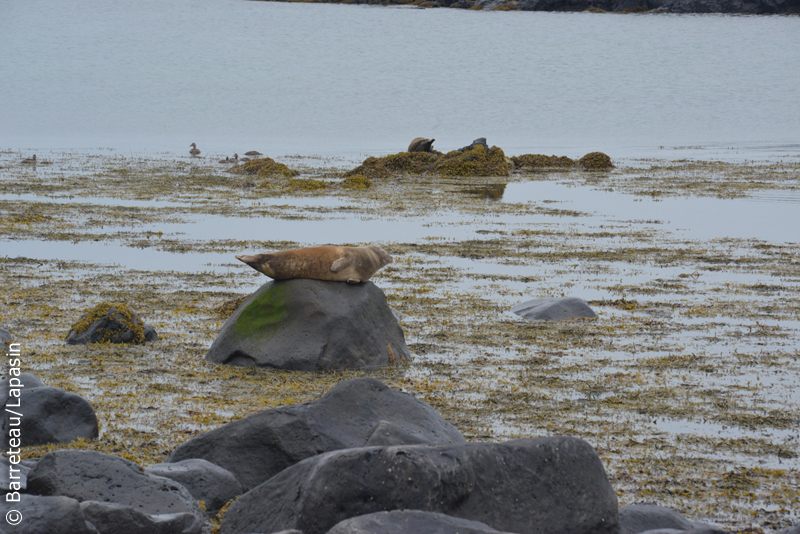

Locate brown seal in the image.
[236,245,393,284]
[408,137,435,152]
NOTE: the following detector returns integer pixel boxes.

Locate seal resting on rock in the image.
[408,137,435,153]
[236,245,392,284]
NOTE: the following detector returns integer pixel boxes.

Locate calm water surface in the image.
[2,0,799,159]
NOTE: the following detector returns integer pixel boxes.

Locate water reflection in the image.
[461,183,507,201]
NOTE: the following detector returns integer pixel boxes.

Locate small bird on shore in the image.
[189,143,201,156]
[244,150,262,156]
[21,154,37,164]
[218,156,232,164]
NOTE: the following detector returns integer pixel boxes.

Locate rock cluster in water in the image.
[3,377,770,534]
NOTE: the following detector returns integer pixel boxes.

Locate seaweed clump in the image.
[345,151,440,179]
[287,178,327,191]
[230,157,298,179]
[511,154,576,171]
[578,152,614,170]
[67,302,146,344]
[433,145,513,177]
[340,174,372,190]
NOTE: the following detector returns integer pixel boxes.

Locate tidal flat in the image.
[1,148,799,532]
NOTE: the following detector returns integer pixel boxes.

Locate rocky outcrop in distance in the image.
[292,0,799,14]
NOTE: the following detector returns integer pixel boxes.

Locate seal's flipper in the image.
[330,256,352,273]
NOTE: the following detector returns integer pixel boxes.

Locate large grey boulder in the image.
[145,459,242,515]
[0,494,99,534]
[168,377,465,491]
[512,296,597,321]
[2,386,98,447]
[0,372,44,405]
[26,450,206,520]
[79,501,205,534]
[0,327,12,346]
[219,436,619,534]
[620,505,729,534]
[205,279,410,371]
[326,510,517,534]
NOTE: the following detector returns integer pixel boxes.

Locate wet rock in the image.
[0,454,35,492]
[2,386,99,447]
[26,450,207,520]
[79,501,205,534]
[0,327,12,346]
[219,436,619,534]
[0,494,99,534]
[145,458,242,515]
[512,296,598,321]
[205,279,410,371]
[326,510,517,534]
[620,504,729,534]
[168,377,465,492]
[0,372,44,404]
[65,302,158,345]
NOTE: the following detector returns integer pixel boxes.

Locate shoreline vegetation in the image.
[1,146,799,532]
[251,0,800,15]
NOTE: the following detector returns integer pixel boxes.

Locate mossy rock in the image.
[512,154,576,171]
[491,3,520,9]
[66,302,157,345]
[230,157,298,179]
[578,152,614,171]
[341,174,372,190]
[345,151,440,179]
[433,145,513,177]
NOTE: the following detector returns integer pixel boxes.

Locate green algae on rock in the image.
[434,145,513,177]
[66,302,150,345]
[578,152,614,171]
[230,157,298,179]
[511,154,576,171]
[345,151,440,179]
[340,174,372,190]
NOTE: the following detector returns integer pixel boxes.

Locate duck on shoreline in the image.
[22,154,37,164]
[189,143,201,156]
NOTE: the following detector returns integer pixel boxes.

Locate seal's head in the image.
[369,246,393,268]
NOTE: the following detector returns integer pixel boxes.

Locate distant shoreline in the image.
[250,0,800,15]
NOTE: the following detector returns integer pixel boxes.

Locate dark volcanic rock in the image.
[2,386,99,447]
[327,510,517,534]
[80,501,205,534]
[26,450,206,519]
[66,302,158,345]
[0,494,99,534]
[168,377,465,491]
[219,436,619,534]
[0,372,44,404]
[145,458,243,514]
[205,279,410,371]
[0,327,12,346]
[512,296,597,321]
[620,504,730,534]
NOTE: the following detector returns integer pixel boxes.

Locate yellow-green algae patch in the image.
[578,151,614,171]
[229,157,298,179]
[345,151,440,179]
[234,285,287,340]
[433,145,513,177]
[340,174,372,190]
[511,154,576,171]
[68,302,146,344]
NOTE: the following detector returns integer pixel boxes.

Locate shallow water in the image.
[2,1,800,159]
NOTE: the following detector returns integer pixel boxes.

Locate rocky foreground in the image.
[7,375,796,534]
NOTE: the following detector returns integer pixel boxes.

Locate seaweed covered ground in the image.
[1,148,799,532]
